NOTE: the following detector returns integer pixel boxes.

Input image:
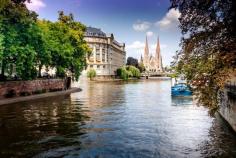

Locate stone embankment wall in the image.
[218,75,236,132]
[0,79,67,99]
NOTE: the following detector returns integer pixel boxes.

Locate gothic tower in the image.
[144,36,149,70]
[155,37,163,72]
[140,54,143,63]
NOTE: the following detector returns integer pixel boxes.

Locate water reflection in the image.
[0,79,235,158]
[0,96,89,157]
[171,96,193,106]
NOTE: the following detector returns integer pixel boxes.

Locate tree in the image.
[37,12,90,81]
[170,0,236,110]
[87,69,96,80]
[0,0,40,80]
[127,57,138,68]
[138,62,145,73]
[0,2,90,81]
[35,20,52,77]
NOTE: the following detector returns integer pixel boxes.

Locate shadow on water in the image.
[197,113,236,157]
[0,96,90,158]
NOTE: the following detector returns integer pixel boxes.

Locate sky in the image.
[26,0,182,66]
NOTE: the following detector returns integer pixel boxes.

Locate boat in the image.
[171,76,192,96]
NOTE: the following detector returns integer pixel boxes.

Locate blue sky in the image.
[26,0,182,66]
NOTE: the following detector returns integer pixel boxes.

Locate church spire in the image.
[144,36,149,66]
[140,54,143,63]
[144,35,149,58]
[156,36,160,60]
[155,36,163,71]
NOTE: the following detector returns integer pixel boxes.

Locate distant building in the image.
[84,27,126,76]
[140,36,163,72]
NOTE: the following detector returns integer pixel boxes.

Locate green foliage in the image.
[138,62,145,73]
[87,68,96,80]
[116,66,141,80]
[0,33,3,61]
[0,0,39,80]
[127,66,141,78]
[0,1,90,81]
[167,73,178,78]
[120,67,129,80]
[37,12,90,81]
[116,68,122,77]
[170,0,236,110]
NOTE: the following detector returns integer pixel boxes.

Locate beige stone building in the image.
[84,27,126,76]
[140,36,163,72]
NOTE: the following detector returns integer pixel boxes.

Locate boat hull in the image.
[171,83,193,96]
[171,90,192,96]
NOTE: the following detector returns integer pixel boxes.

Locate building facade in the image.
[84,27,126,76]
[140,36,163,72]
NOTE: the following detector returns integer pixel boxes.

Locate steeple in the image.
[140,54,143,63]
[155,36,163,71]
[155,36,160,60]
[143,36,149,70]
[144,36,149,58]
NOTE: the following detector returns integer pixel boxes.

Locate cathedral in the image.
[140,36,163,72]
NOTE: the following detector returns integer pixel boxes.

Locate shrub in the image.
[120,66,129,80]
[87,69,96,80]
[127,66,141,78]
[116,68,122,77]
[116,66,141,80]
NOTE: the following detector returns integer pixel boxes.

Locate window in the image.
[103,65,106,69]
[90,65,93,68]
[97,65,100,69]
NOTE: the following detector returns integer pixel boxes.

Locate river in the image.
[0,79,236,158]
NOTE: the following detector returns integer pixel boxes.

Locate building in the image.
[84,27,126,76]
[140,36,163,72]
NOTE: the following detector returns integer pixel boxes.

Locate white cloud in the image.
[25,0,46,12]
[146,31,154,37]
[126,41,145,50]
[155,9,181,30]
[133,20,151,32]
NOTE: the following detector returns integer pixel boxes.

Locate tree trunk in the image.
[0,59,6,81]
[1,59,5,76]
[38,65,42,78]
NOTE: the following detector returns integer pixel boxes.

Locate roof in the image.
[85,27,106,37]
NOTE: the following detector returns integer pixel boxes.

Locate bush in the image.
[127,66,141,78]
[116,68,122,76]
[87,69,96,80]
[120,67,129,80]
[116,66,141,80]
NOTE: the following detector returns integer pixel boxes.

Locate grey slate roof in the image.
[85,27,106,37]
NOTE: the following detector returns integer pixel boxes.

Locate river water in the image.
[0,79,236,158]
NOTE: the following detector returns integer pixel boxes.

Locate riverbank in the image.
[218,76,236,133]
[0,87,81,106]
